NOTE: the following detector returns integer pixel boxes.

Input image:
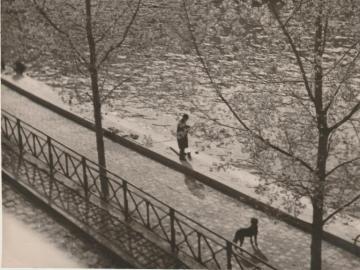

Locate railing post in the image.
[47,136,54,178]
[4,116,9,137]
[17,119,23,152]
[226,241,232,270]
[47,136,54,203]
[65,152,69,176]
[32,133,37,156]
[123,181,129,220]
[82,157,89,198]
[170,207,176,252]
[146,200,150,228]
[197,232,202,262]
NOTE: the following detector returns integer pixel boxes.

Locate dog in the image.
[233,218,258,247]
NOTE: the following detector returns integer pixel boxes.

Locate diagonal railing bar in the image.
[67,155,83,183]
[202,248,226,265]
[148,205,172,242]
[51,145,67,173]
[127,191,148,226]
[176,235,198,260]
[174,218,199,259]
[105,179,124,211]
[20,127,36,154]
[1,109,278,270]
[174,225,197,249]
[32,134,50,164]
[202,236,225,268]
[149,205,170,228]
[2,117,18,143]
[84,164,98,192]
[85,163,100,184]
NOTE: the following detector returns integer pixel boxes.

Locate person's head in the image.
[182,114,189,122]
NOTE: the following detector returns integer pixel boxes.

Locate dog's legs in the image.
[254,235,258,247]
[239,236,244,247]
[233,234,238,244]
[233,234,239,250]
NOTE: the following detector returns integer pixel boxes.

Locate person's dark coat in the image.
[177,120,189,149]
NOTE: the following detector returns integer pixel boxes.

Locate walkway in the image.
[2,83,360,269]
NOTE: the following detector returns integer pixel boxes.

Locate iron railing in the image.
[1,109,278,270]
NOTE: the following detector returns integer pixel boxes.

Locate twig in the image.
[97,0,142,68]
[100,77,130,103]
[322,193,360,224]
[32,0,87,65]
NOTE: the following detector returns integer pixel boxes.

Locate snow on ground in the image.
[2,72,359,243]
[2,211,84,268]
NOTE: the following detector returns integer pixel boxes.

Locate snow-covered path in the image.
[2,79,360,270]
[2,73,359,242]
[2,211,84,268]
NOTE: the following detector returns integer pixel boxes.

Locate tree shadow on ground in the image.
[180,160,205,200]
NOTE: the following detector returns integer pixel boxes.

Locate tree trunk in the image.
[311,196,324,269]
[85,0,108,199]
[311,2,327,268]
[311,130,327,270]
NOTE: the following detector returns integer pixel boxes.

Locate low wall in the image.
[2,77,359,257]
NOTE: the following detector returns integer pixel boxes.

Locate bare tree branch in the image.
[323,40,360,78]
[190,99,245,132]
[329,101,360,132]
[95,5,130,44]
[267,1,315,103]
[324,51,360,113]
[320,9,329,56]
[283,0,305,27]
[325,157,360,177]
[100,77,130,103]
[97,0,142,67]
[349,119,360,143]
[86,92,93,102]
[32,0,87,64]
[241,59,304,84]
[322,193,360,224]
[287,88,317,123]
[182,0,314,173]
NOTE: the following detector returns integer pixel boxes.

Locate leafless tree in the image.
[30,0,142,198]
[181,0,360,269]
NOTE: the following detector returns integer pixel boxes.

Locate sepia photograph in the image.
[1,0,360,269]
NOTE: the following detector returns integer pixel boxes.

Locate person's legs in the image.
[179,146,186,160]
[178,139,186,160]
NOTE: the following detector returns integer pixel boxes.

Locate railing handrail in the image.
[1,109,278,270]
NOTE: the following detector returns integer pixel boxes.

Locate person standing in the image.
[177,114,190,161]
